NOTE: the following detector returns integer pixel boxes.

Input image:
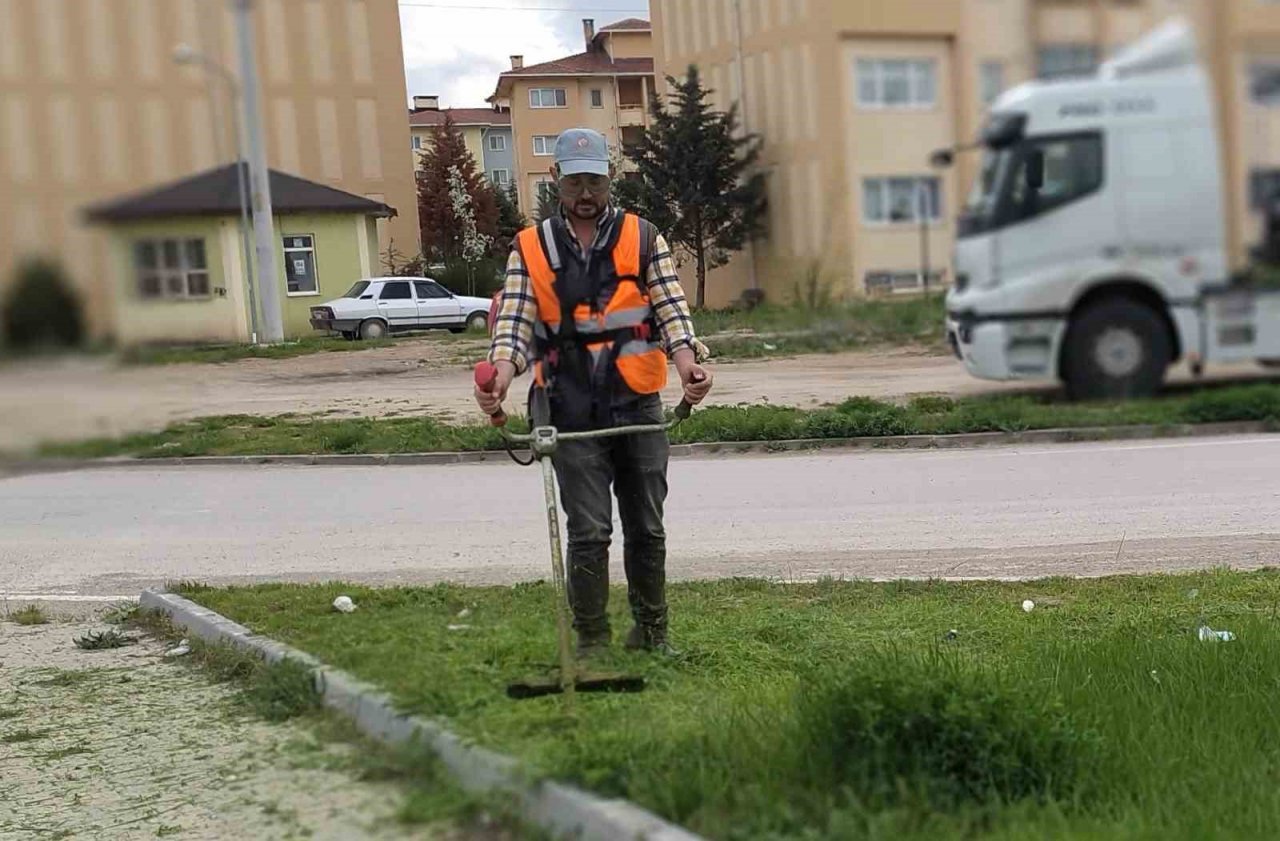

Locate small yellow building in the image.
[85,163,394,344]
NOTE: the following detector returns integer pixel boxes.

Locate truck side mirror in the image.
[1025,149,1045,192]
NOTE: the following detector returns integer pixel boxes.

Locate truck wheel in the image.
[359,319,388,341]
[1062,299,1171,400]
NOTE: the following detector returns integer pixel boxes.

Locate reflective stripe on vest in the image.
[517,213,668,396]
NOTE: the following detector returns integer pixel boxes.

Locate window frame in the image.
[282,234,320,297]
[532,135,556,156]
[487,133,507,151]
[491,168,510,186]
[1037,43,1099,80]
[856,57,938,109]
[589,87,604,108]
[411,135,422,150]
[861,176,944,226]
[528,87,568,109]
[133,237,212,301]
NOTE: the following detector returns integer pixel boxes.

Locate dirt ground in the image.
[0,340,1020,452]
[1,336,1273,453]
[0,614,468,840]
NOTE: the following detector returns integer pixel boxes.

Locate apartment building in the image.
[651,0,1280,307]
[409,97,515,191]
[492,18,656,213]
[0,0,418,338]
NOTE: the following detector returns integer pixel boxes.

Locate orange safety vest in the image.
[515,213,668,424]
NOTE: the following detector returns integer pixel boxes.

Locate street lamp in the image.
[173,42,261,344]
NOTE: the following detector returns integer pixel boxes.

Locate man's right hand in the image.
[475,360,516,416]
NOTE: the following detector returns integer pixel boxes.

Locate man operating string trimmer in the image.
[475,128,713,659]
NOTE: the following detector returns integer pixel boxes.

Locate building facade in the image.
[409,101,515,192]
[0,0,418,339]
[493,18,657,214]
[652,0,1280,307]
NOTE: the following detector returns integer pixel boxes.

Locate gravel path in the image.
[0,617,461,840]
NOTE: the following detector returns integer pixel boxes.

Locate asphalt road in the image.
[2,436,1278,599]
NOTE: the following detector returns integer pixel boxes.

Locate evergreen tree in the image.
[534,180,560,224]
[621,65,767,307]
[416,113,499,263]
[493,181,527,253]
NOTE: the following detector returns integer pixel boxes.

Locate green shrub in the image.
[2,259,85,350]
[432,257,504,298]
[1183,384,1280,423]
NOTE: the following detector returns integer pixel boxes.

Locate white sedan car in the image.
[309,277,492,340]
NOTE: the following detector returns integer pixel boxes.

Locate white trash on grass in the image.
[164,638,191,658]
[1021,599,1036,613]
[1197,625,1236,642]
[332,596,357,614]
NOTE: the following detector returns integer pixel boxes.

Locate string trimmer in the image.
[474,361,695,701]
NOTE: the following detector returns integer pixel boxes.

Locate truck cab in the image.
[945,19,1280,398]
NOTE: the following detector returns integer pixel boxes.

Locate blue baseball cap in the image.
[554,128,610,177]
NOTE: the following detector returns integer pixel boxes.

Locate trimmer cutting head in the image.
[506,671,646,700]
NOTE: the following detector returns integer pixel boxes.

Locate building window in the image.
[1251,168,1280,210]
[1250,62,1280,106]
[590,88,604,108]
[532,135,557,156]
[856,58,936,108]
[133,238,211,300]
[864,270,945,296]
[412,135,422,150]
[488,133,506,151]
[980,60,1005,106]
[529,87,567,108]
[536,177,556,202]
[491,169,510,186]
[862,177,942,224]
[1038,44,1098,80]
[283,234,318,295]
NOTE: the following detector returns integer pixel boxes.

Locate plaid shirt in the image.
[488,205,708,374]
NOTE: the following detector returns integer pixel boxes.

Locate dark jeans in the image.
[551,395,669,639]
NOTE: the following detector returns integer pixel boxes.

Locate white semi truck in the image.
[942,19,1280,399]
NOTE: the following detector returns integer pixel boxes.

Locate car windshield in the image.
[343,281,371,298]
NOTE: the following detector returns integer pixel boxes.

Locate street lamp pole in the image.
[174,43,260,343]
[232,0,285,342]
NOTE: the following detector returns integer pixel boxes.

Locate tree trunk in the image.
[692,211,706,308]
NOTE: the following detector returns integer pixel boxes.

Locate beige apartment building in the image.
[0,0,418,339]
[492,18,656,214]
[652,0,1280,307]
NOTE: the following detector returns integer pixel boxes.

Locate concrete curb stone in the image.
[5,420,1272,476]
[138,590,704,841]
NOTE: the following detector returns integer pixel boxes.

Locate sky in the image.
[398,0,651,109]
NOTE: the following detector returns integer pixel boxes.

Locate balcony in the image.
[618,104,646,126]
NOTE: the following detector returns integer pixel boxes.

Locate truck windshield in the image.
[343,281,371,298]
[958,147,1013,238]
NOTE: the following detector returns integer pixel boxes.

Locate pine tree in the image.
[534,180,560,224]
[416,113,499,263]
[493,181,527,253]
[621,65,767,307]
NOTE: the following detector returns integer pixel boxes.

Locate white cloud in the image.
[397,0,649,107]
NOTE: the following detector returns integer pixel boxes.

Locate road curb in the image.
[138,590,704,841]
[6,420,1273,475]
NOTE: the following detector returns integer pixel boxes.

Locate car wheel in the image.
[359,319,388,341]
[465,311,489,332]
[1062,298,1171,400]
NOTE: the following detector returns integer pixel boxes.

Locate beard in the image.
[568,197,603,220]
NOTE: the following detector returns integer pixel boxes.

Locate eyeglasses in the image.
[558,174,611,196]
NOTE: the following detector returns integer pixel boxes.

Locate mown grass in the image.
[39,382,1280,459]
[696,296,947,358]
[119,335,399,366]
[178,571,1280,840]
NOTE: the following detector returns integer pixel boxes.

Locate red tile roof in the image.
[499,52,653,78]
[408,107,511,127]
[599,18,650,32]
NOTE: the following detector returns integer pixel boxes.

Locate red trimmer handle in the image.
[474,361,508,427]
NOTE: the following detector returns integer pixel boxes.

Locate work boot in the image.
[575,629,611,660]
[625,624,680,658]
